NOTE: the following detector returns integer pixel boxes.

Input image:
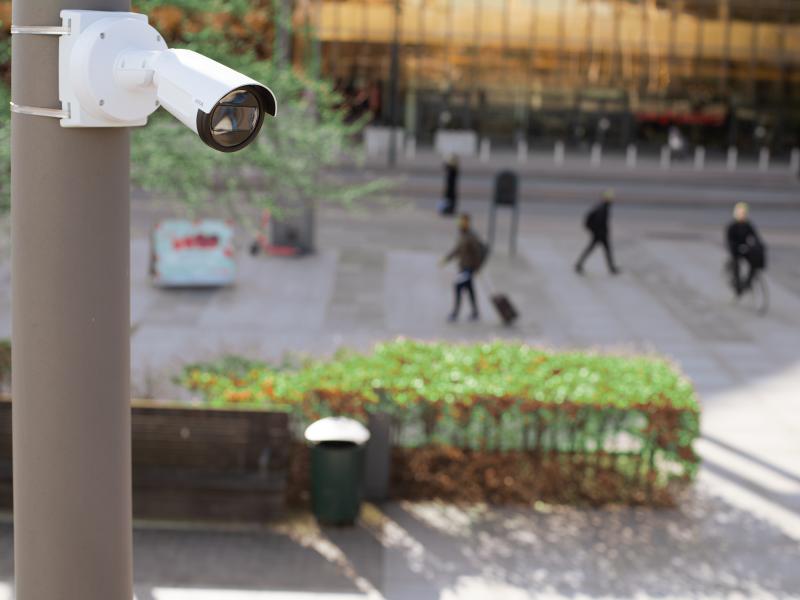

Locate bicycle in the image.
[723,258,769,315]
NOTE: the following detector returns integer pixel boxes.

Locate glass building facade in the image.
[295,0,800,156]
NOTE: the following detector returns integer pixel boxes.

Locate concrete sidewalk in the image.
[351,149,800,208]
[2,490,800,599]
[1,199,799,598]
[123,198,800,552]
[363,148,800,184]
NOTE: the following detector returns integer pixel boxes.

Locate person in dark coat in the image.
[727,202,766,296]
[441,213,485,321]
[575,190,620,275]
[440,154,460,215]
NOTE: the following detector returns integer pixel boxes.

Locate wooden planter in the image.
[0,399,291,522]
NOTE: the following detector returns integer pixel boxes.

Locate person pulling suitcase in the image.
[441,213,487,321]
[441,213,518,325]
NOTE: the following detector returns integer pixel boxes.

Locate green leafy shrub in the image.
[179,339,701,504]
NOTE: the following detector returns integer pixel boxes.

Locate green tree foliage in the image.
[0,8,388,219]
[132,28,387,223]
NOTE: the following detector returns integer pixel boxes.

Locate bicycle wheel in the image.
[752,273,769,315]
[740,273,768,315]
[722,259,738,301]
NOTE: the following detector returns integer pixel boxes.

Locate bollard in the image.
[554,140,565,167]
[694,146,705,171]
[405,135,416,159]
[759,147,770,172]
[364,412,392,502]
[517,139,528,163]
[590,143,602,167]
[488,170,520,257]
[660,145,671,170]
[790,148,800,175]
[727,146,738,171]
[480,138,491,163]
[626,144,637,168]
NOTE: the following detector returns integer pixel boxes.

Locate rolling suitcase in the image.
[478,272,519,326]
[491,293,518,325]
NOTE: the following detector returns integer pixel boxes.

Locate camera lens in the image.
[210,89,260,147]
[197,85,271,152]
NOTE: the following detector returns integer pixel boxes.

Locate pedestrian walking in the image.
[441,213,487,321]
[438,154,460,215]
[575,189,620,275]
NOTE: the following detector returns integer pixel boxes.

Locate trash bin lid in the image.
[304,417,371,445]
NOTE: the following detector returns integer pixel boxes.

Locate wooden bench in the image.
[0,398,291,521]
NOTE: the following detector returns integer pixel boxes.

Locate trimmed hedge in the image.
[180,339,701,505]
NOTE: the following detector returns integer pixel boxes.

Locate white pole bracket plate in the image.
[59,10,167,128]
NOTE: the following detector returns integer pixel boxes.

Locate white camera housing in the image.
[59,10,277,152]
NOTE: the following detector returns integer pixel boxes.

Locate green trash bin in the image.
[304,417,371,526]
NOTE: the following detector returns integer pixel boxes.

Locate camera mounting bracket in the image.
[59,10,167,127]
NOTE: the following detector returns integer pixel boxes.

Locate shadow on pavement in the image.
[131,525,361,594]
[364,492,800,598]
[703,434,800,486]
[1,495,799,598]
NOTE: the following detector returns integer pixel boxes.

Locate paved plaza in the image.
[0,191,799,598]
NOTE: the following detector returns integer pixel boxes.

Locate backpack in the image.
[584,206,601,231]
[475,238,490,272]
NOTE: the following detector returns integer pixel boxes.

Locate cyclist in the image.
[726,202,766,296]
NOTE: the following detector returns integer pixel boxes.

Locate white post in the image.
[626,144,637,168]
[590,143,602,167]
[727,146,738,171]
[404,135,416,159]
[479,138,491,163]
[554,140,565,167]
[517,139,528,163]
[694,146,705,171]
[660,145,671,170]
[758,147,770,172]
[790,148,800,175]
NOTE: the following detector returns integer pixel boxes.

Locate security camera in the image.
[59,10,277,152]
[120,48,277,152]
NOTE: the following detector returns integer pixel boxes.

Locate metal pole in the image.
[387,0,401,167]
[487,202,497,249]
[274,0,292,66]
[510,202,519,258]
[720,0,731,93]
[12,0,133,598]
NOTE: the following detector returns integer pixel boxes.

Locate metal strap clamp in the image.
[10,25,71,36]
[9,22,72,119]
